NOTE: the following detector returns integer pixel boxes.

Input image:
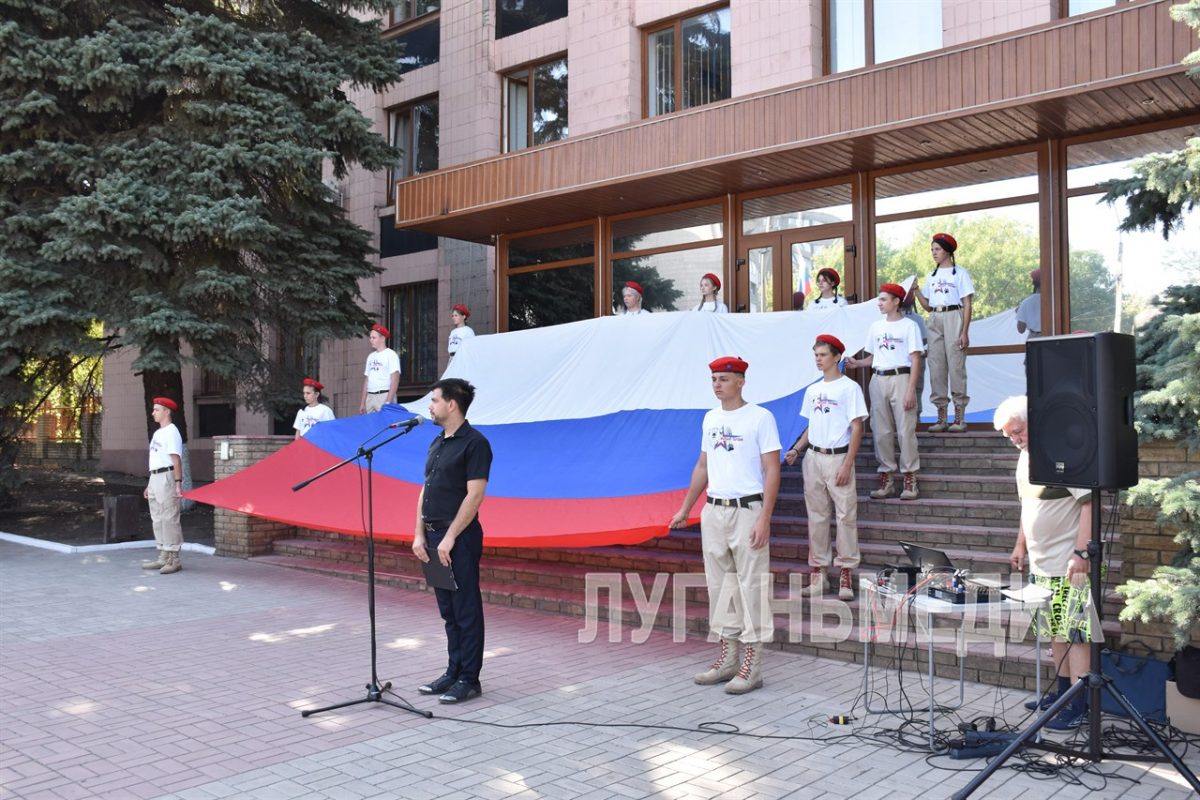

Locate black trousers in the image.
[426,521,485,684]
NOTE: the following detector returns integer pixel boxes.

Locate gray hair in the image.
[992,395,1027,431]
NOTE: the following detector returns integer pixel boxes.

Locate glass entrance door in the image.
[786,224,855,306]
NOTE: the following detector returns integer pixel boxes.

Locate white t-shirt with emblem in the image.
[808,295,848,312]
[148,423,183,471]
[864,316,923,371]
[364,348,401,391]
[294,403,335,437]
[800,375,868,449]
[923,266,975,307]
[701,403,782,499]
[448,325,475,354]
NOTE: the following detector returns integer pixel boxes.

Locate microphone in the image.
[388,416,425,431]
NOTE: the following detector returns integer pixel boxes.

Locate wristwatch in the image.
[1072,548,1090,560]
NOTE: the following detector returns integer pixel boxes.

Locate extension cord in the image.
[947,732,1018,759]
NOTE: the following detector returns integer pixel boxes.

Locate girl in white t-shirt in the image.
[294,378,335,439]
[694,272,729,313]
[808,268,849,311]
[912,233,974,432]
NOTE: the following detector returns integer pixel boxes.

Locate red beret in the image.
[1029,269,1042,284]
[624,281,644,296]
[702,272,721,291]
[371,323,390,338]
[303,378,324,391]
[932,233,958,253]
[709,356,748,374]
[817,268,841,287]
[453,303,471,318]
[880,283,907,301]
[815,334,845,354]
[152,397,178,412]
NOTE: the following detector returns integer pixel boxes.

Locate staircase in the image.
[253,429,1123,688]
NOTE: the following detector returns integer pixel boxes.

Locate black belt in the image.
[706,493,763,509]
[809,444,849,455]
[874,367,911,376]
[931,304,962,312]
[367,390,388,394]
[149,466,173,475]
[424,521,451,532]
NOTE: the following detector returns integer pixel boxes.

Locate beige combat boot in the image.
[900,472,920,501]
[725,642,764,694]
[928,407,949,432]
[870,472,895,499]
[806,568,827,597]
[693,637,738,685]
[159,551,182,575]
[141,549,166,570]
[838,568,854,600]
[947,406,968,433]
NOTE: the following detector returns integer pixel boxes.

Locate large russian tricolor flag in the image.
[187,278,1025,547]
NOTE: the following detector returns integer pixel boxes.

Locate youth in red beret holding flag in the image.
[142,397,185,574]
[911,233,975,432]
[448,303,476,357]
[695,273,728,313]
[360,323,400,413]
[620,281,649,315]
[669,356,780,695]
[845,283,924,502]
[784,334,868,600]
[294,378,335,440]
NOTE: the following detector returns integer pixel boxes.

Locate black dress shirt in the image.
[421,421,493,525]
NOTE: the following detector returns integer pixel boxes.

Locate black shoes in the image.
[438,679,482,704]
[417,672,457,696]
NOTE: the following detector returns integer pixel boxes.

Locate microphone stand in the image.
[293,422,432,720]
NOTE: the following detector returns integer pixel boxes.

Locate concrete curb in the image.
[0,531,216,556]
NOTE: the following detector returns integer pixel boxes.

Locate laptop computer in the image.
[898,540,956,570]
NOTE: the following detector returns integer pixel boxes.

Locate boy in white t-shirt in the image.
[846,283,924,501]
[670,356,781,695]
[142,397,185,574]
[360,323,400,413]
[785,335,868,600]
[294,377,335,439]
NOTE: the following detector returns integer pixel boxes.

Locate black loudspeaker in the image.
[1026,332,1137,489]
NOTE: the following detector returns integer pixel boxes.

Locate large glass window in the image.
[496,0,569,39]
[610,204,723,312]
[394,20,439,74]
[390,0,438,26]
[1066,127,1199,334]
[384,282,439,387]
[387,98,438,204]
[828,0,942,73]
[505,225,596,330]
[645,7,731,117]
[503,57,568,152]
[742,184,853,235]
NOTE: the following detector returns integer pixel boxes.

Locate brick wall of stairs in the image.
[253,429,1124,689]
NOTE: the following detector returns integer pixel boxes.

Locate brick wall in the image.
[211,436,293,558]
[1118,440,1200,658]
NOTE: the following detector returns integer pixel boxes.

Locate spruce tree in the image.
[0,0,402,488]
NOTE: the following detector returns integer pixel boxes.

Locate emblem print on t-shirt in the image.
[811,394,838,414]
[876,333,904,351]
[931,278,955,298]
[709,425,744,452]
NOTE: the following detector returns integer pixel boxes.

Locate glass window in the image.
[1066,127,1200,334]
[507,225,593,268]
[503,57,568,152]
[612,245,722,313]
[1067,0,1118,15]
[387,98,438,203]
[384,282,439,386]
[875,153,1039,217]
[496,0,569,39]
[828,0,942,74]
[508,264,594,330]
[646,8,730,117]
[395,20,439,74]
[390,0,438,26]
[611,204,723,253]
[742,184,852,235]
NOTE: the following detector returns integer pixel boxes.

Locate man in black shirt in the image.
[412,378,493,704]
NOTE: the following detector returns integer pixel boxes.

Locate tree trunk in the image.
[141,368,188,443]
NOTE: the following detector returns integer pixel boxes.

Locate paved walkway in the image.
[1,538,1196,800]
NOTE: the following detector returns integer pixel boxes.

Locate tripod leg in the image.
[951,680,1088,799]
[1100,683,1200,792]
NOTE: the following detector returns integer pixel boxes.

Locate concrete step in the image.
[815,449,1021,476]
[775,492,1022,525]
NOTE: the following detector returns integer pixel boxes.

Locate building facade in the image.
[101,0,1199,479]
